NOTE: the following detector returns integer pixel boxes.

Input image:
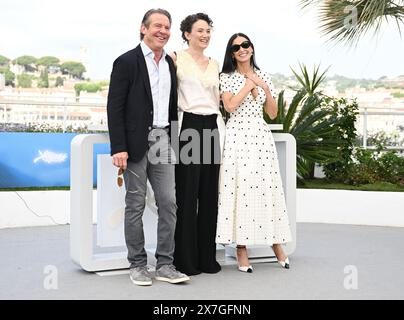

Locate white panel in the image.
[70,132,297,271]
[96,154,126,247]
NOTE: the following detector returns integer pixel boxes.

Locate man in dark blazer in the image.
[107,8,189,286]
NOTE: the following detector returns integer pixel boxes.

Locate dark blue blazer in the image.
[107,44,178,162]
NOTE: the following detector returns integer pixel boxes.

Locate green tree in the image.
[37,56,60,68]
[83,83,102,93]
[38,69,49,88]
[0,67,15,86]
[0,55,10,66]
[74,82,102,97]
[392,91,404,98]
[55,76,64,87]
[60,61,86,79]
[300,0,404,46]
[17,74,33,88]
[97,80,110,88]
[13,55,38,72]
[74,83,84,97]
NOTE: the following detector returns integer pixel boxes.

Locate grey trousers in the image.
[123,129,177,269]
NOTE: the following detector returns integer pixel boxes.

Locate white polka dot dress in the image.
[215,70,293,246]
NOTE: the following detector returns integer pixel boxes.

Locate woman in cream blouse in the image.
[170,13,225,276]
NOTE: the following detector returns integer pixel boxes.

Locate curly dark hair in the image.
[180,13,213,44]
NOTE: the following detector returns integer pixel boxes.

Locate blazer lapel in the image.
[135,45,153,103]
[166,55,177,100]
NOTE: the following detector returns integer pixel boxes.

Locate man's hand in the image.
[112,152,129,170]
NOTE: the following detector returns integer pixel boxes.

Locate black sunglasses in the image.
[230,40,252,53]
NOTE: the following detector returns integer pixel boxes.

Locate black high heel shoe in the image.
[272,245,290,269]
[236,245,253,273]
[277,257,290,269]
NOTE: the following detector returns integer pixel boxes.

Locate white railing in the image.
[0,97,107,132]
[1,98,403,150]
[357,107,404,151]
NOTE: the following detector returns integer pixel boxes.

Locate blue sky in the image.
[1,0,403,80]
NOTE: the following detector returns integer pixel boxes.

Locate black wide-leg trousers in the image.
[174,112,222,275]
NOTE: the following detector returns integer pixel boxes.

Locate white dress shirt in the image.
[140,41,171,128]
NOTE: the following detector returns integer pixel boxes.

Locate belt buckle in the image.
[150,126,167,138]
[153,126,168,131]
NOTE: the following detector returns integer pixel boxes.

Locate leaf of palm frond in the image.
[291,63,328,95]
[295,135,319,146]
[299,0,322,10]
[265,90,286,125]
[290,65,308,90]
[296,137,342,165]
[292,110,331,134]
[297,138,342,150]
[310,64,321,93]
[296,156,310,177]
[298,144,340,154]
[309,125,340,138]
[298,138,340,152]
[312,65,330,92]
[298,139,342,150]
[299,151,338,161]
[300,63,312,92]
[387,3,404,36]
[298,147,341,163]
[278,90,286,119]
[309,116,340,130]
[283,89,306,131]
[316,0,404,46]
[394,15,403,37]
[291,95,323,130]
[298,151,338,163]
[318,1,362,45]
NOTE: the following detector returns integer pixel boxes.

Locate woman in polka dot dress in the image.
[215,33,292,272]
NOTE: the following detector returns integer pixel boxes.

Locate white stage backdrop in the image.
[97,155,158,247]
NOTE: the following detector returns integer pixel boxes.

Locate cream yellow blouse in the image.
[176,50,226,156]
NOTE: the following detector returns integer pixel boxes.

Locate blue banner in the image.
[0,132,110,188]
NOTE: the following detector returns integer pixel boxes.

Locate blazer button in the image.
[148,126,152,130]
[150,111,153,115]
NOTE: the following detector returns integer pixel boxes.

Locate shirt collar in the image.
[140,41,166,61]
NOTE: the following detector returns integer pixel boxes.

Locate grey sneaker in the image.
[129,266,152,286]
[155,264,190,284]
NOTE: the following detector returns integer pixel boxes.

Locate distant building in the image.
[48,66,61,74]
[380,75,404,86]
[0,73,5,91]
[10,64,24,75]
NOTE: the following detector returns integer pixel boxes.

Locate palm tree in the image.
[265,64,345,179]
[300,0,404,46]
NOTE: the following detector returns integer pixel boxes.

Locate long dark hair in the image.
[221,33,260,74]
